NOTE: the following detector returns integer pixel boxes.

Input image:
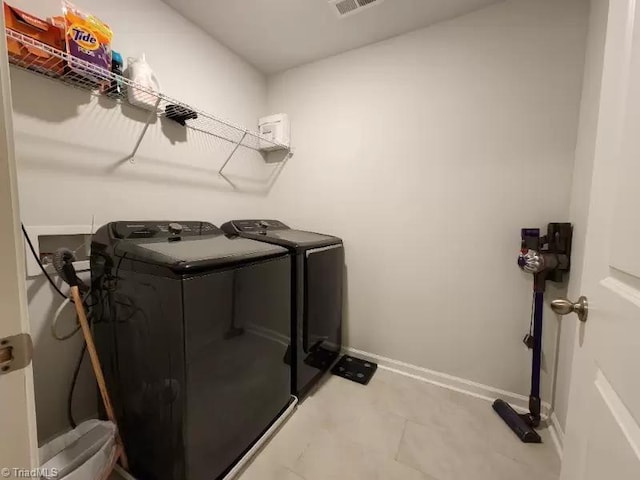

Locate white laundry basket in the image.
[39,420,118,480]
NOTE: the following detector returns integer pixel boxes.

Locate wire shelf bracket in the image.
[127,97,162,163]
[218,130,248,176]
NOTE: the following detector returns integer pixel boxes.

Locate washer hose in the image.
[52,248,77,285]
[52,247,89,293]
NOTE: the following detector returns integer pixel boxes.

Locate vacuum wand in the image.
[492,287,545,443]
[528,289,543,427]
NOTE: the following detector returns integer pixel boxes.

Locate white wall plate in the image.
[23,225,94,278]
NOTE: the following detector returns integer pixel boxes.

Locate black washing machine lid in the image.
[108,221,288,272]
[221,220,342,250]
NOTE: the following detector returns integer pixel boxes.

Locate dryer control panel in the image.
[111,221,220,239]
[227,220,289,233]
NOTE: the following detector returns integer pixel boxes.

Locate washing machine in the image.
[90,221,293,480]
[221,220,343,399]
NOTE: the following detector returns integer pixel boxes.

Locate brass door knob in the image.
[551,296,588,323]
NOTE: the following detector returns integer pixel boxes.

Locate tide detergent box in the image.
[62,1,112,84]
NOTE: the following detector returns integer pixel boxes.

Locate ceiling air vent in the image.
[329,0,385,18]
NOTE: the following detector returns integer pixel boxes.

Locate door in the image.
[183,258,291,480]
[303,245,343,365]
[0,6,39,477]
[560,0,640,478]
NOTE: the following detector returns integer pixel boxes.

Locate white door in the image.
[0,8,39,477]
[560,0,640,478]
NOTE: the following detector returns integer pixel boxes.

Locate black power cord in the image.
[21,223,67,299]
[68,341,87,429]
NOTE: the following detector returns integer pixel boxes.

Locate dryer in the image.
[221,220,343,399]
[90,221,293,480]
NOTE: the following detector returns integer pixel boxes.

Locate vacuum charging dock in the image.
[493,223,572,444]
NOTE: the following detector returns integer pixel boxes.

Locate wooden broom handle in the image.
[70,286,130,471]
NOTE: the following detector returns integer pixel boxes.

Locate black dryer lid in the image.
[222,219,342,249]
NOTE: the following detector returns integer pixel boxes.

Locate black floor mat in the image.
[331,355,378,385]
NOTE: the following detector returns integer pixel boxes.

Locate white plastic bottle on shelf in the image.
[126,53,161,111]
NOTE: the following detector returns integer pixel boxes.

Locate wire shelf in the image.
[5,28,290,161]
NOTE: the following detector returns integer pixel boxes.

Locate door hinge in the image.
[0,333,33,375]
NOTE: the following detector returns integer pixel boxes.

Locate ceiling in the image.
[162,0,504,74]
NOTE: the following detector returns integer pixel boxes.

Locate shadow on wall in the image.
[15,131,289,197]
[160,116,187,145]
[9,69,286,195]
[10,73,91,122]
[546,280,568,414]
[220,149,292,192]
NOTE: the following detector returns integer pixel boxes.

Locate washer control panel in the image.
[112,221,220,239]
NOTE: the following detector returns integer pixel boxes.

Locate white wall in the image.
[552,0,609,435]
[10,0,276,443]
[267,0,588,403]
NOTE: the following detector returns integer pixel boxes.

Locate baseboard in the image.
[343,346,552,417]
[547,411,564,459]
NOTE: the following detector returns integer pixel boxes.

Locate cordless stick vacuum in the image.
[493,223,572,443]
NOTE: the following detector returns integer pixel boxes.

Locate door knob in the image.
[551,296,588,323]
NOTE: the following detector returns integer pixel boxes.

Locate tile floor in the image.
[237,369,560,480]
